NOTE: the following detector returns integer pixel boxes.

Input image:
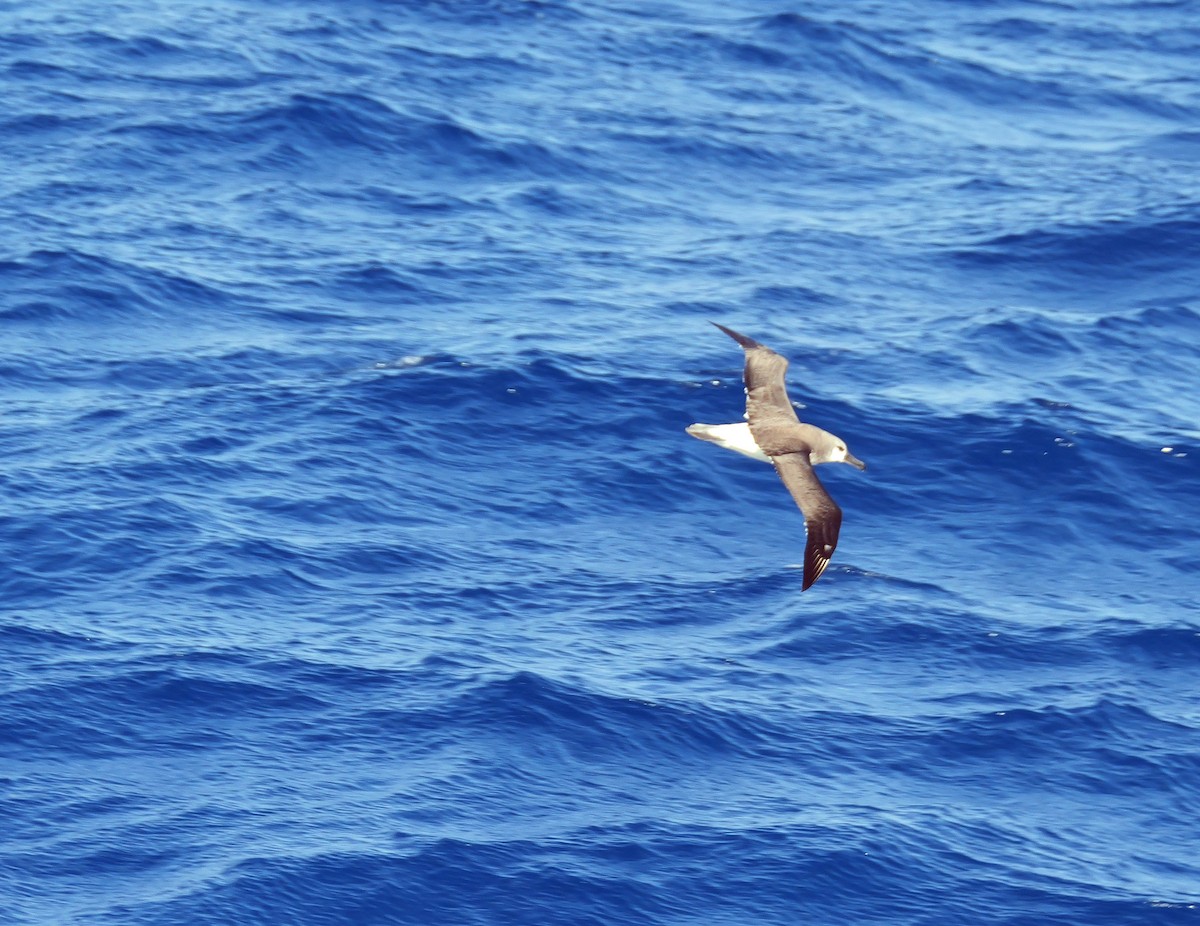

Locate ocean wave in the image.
[950,211,1200,277]
[0,248,248,325]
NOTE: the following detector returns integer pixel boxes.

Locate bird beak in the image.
[846,453,867,471]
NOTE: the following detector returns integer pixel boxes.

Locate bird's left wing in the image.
[712,323,801,437]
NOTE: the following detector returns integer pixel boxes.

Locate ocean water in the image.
[2,0,1199,923]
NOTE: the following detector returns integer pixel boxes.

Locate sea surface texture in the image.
[2,1,1199,923]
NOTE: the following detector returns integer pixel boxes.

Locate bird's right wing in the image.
[772,451,843,590]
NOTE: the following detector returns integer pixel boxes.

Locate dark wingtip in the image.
[802,555,830,591]
[801,530,836,591]
[710,322,764,351]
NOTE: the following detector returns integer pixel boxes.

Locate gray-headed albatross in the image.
[687,323,866,590]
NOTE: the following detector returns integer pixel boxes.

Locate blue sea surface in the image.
[2,0,1199,923]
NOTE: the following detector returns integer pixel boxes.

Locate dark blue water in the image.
[3,1,1199,923]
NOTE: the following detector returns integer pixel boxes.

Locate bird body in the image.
[686,420,856,467]
[688,323,866,590]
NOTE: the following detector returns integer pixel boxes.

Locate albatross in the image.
[687,323,866,590]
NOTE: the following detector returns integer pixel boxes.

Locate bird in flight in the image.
[687,323,866,590]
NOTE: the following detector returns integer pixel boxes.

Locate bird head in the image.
[812,432,867,470]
